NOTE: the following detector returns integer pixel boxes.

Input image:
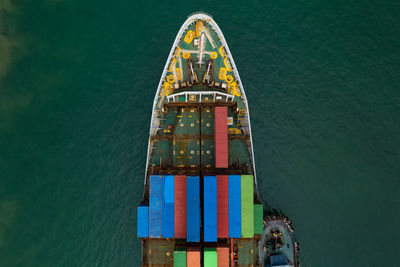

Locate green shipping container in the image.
[254,204,264,234]
[204,248,217,267]
[241,175,254,237]
[174,251,187,267]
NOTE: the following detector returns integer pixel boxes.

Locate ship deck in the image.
[149,103,252,170]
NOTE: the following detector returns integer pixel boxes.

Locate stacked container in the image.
[217,175,229,238]
[137,205,149,238]
[162,175,175,238]
[174,251,187,267]
[175,175,187,238]
[228,175,241,237]
[141,174,259,243]
[187,248,200,267]
[217,247,229,267]
[187,176,200,242]
[204,248,217,267]
[149,175,162,238]
[204,176,217,242]
[254,203,264,235]
[215,107,228,168]
[241,175,254,238]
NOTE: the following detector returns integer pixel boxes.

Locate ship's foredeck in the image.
[155,15,246,108]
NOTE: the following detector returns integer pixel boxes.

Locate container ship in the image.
[137,12,300,267]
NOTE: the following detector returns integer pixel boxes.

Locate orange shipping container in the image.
[217,247,229,267]
[187,250,200,267]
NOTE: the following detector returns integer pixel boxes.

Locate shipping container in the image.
[241,175,254,238]
[204,176,217,242]
[254,204,264,235]
[216,247,229,267]
[187,176,200,242]
[187,248,200,267]
[137,205,149,238]
[175,175,187,238]
[174,251,187,267]
[217,175,229,238]
[228,175,241,237]
[162,175,175,238]
[204,248,217,267]
[215,106,228,168]
[149,175,162,238]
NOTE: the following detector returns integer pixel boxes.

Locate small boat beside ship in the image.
[137,12,300,266]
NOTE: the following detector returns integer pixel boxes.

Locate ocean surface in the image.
[1,0,399,266]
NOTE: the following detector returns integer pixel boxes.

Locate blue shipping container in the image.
[137,205,149,237]
[204,176,217,242]
[162,175,175,238]
[149,175,162,237]
[229,175,241,237]
[187,176,200,242]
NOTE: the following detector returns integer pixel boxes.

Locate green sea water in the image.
[1,0,399,266]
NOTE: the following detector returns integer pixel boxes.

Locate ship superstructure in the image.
[137,12,299,266]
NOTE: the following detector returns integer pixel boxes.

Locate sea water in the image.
[1,0,399,266]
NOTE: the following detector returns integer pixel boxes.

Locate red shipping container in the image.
[174,175,187,238]
[215,106,228,168]
[217,175,229,238]
[217,247,229,267]
[187,248,200,267]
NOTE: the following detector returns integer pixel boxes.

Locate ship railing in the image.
[166,91,235,103]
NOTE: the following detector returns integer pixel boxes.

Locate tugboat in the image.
[137,12,300,266]
[261,216,300,266]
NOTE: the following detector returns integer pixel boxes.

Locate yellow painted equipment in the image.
[184,30,195,43]
[228,80,237,87]
[227,81,237,93]
[228,81,241,97]
[210,52,218,59]
[225,75,234,83]
[167,75,175,84]
[227,85,235,95]
[232,87,242,96]
[224,57,232,71]
[176,68,182,80]
[162,81,173,96]
[168,57,177,72]
[196,21,204,36]
[174,46,181,57]
[183,52,190,59]
[232,86,241,97]
[219,46,226,57]
[228,128,242,134]
[219,67,227,80]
